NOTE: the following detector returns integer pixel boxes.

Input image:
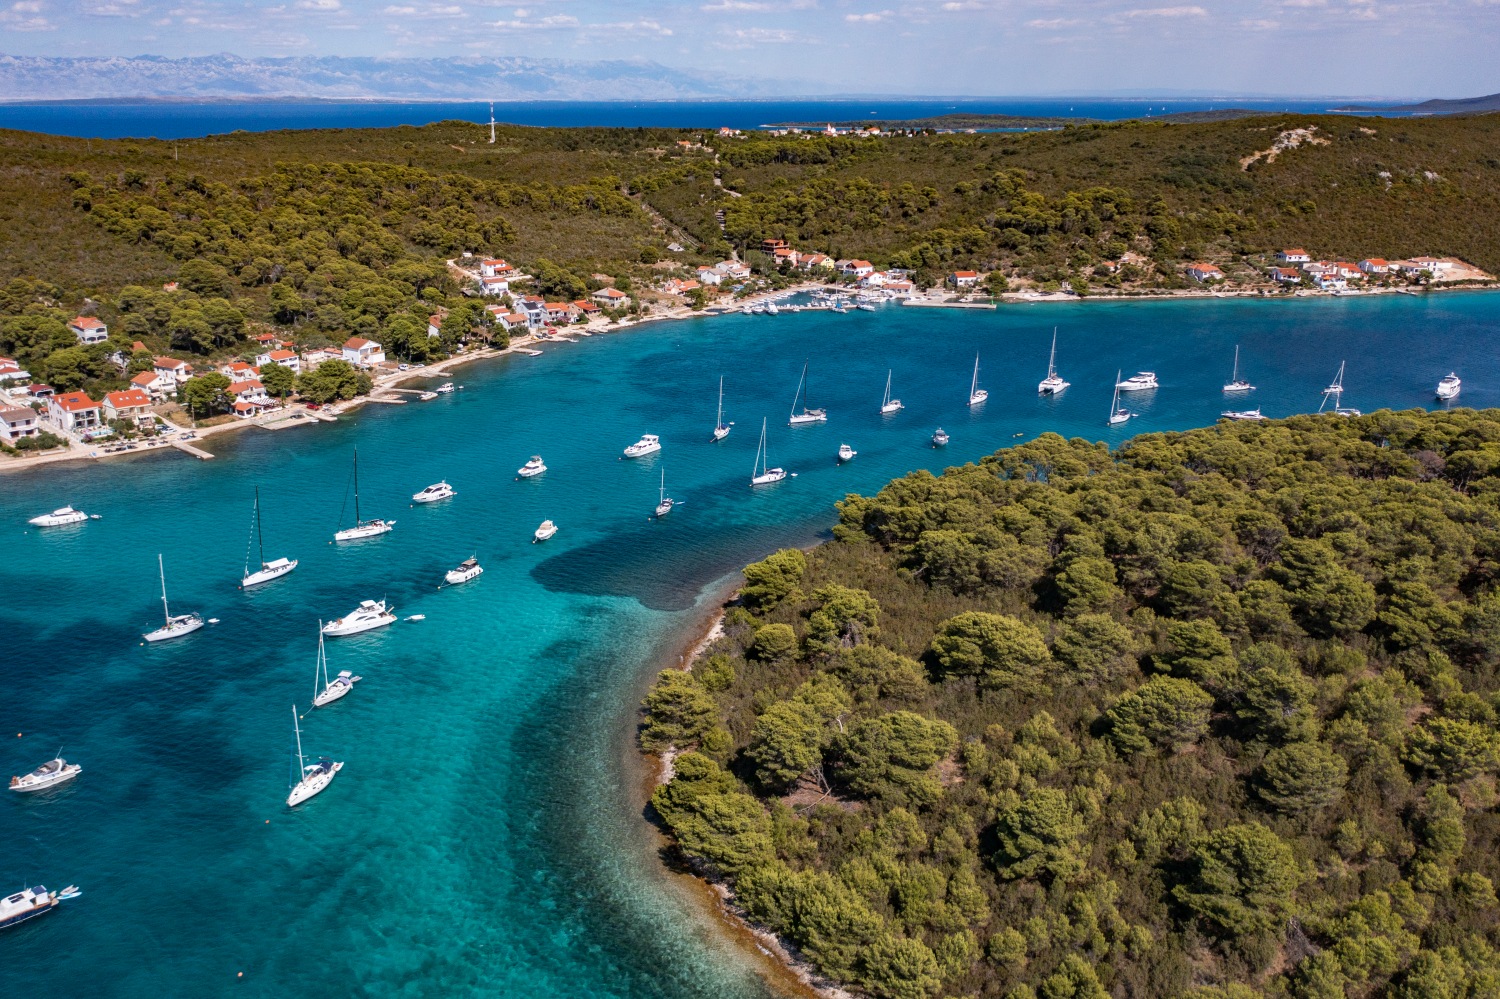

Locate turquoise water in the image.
[2,291,1497,996]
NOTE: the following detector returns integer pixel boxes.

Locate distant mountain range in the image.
[0,54,787,101]
[1331,93,1500,114]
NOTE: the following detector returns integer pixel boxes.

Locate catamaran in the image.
[1116,371,1159,392]
[1320,361,1362,416]
[788,362,827,425]
[968,355,988,406]
[712,376,733,442]
[242,487,297,588]
[10,756,82,793]
[879,370,904,414]
[838,443,857,463]
[285,704,342,807]
[445,556,483,585]
[322,599,396,637]
[28,506,94,528]
[1223,345,1254,393]
[411,481,455,504]
[1038,328,1069,395]
[517,455,547,478]
[654,468,675,518]
[333,449,394,541]
[751,418,787,486]
[1107,372,1133,426]
[311,627,361,708]
[143,554,204,642]
[1436,373,1462,400]
[623,435,661,458]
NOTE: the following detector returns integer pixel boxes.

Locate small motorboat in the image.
[856,303,876,312]
[445,557,483,585]
[1115,372,1159,391]
[1436,373,1461,400]
[419,391,438,401]
[931,428,949,447]
[1221,408,1267,422]
[28,506,90,528]
[404,614,426,621]
[838,443,856,463]
[534,520,558,542]
[434,382,455,394]
[411,481,455,504]
[9,757,81,793]
[517,456,547,478]
[0,885,68,931]
[622,435,661,459]
[322,599,396,637]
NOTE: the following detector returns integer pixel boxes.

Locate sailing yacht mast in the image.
[292,704,305,777]
[352,449,361,526]
[1231,345,1240,384]
[1047,329,1058,380]
[158,553,171,625]
[255,486,265,569]
[313,630,327,703]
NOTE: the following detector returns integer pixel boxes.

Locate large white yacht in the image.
[9,757,82,793]
[1436,373,1462,400]
[516,455,547,478]
[411,481,455,504]
[1221,408,1267,422]
[1,885,76,931]
[622,435,661,459]
[285,705,342,807]
[1115,371,1159,392]
[322,599,396,637]
[143,554,204,643]
[445,556,484,585]
[931,428,949,447]
[838,443,857,463]
[28,506,93,528]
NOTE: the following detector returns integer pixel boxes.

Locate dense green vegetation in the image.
[643,409,1500,999]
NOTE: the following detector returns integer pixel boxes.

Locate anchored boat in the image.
[9,757,82,793]
[242,487,297,588]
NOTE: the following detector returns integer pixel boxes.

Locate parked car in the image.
[305,403,320,410]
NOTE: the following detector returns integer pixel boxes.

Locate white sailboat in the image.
[1037,328,1069,395]
[787,362,827,425]
[1319,360,1362,416]
[285,704,342,807]
[968,354,988,406]
[712,376,733,441]
[143,554,204,642]
[1223,344,1254,392]
[242,487,297,588]
[1107,371,1133,426]
[311,627,361,708]
[333,449,394,542]
[751,418,788,486]
[654,468,675,518]
[879,370,904,414]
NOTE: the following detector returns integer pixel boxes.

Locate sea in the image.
[2,291,1496,996]
[0,98,1358,140]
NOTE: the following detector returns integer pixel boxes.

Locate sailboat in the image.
[143,554,204,642]
[1319,360,1361,416]
[787,362,827,425]
[879,370,904,414]
[751,418,788,485]
[333,449,394,542]
[712,376,733,441]
[1107,371,1133,426]
[242,486,297,588]
[311,626,361,708]
[285,704,342,807]
[1037,328,1069,395]
[1223,345,1254,392]
[968,354,988,406]
[654,467,675,518]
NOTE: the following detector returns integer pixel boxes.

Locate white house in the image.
[256,349,301,373]
[342,337,386,367]
[858,271,888,289]
[842,260,875,278]
[948,270,980,287]
[517,296,549,327]
[69,316,109,344]
[47,391,101,433]
[0,357,31,383]
[152,357,193,390]
[480,258,514,278]
[1269,267,1302,284]
[220,361,259,382]
[1408,256,1454,274]
[1314,274,1348,291]
[130,370,167,400]
[427,314,444,339]
[298,347,344,370]
[102,389,155,426]
[1186,263,1224,283]
[1358,259,1391,275]
[1331,262,1362,279]
[695,267,723,286]
[0,405,39,442]
[481,276,510,296]
[1277,248,1311,264]
[799,253,832,271]
[591,288,630,309]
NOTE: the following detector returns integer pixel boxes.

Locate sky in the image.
[0,0,1495,98]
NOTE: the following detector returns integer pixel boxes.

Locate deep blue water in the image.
[0,98,1360,140]
[1,292,1496,996]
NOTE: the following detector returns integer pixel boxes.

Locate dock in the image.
[901,299,997,311]
[172,439,214,460]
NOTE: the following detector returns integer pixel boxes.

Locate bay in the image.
[1,291,1495,996]
[0,97,1350,140]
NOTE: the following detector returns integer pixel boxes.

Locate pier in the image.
[171,439,214,460]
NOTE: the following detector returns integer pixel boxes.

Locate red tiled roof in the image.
[344,337,374,350]
[951,270,978,278]
[154,356,189,370]
[131,371,158,386]
[70,316,107,331]
[54,391,97,412]
[267,349,297,361]
[104,389,152,409]
[228,379,265,395]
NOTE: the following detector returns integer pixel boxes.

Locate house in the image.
[228,379,270,404]
[342,337,386,367]
[1269,267,1302,284]
[69,316,109,344]
[493,311,528,332]
[948,270,980,287]
[257,349,301,373]
[480,258,515,278]
[1408,256,1454,274]
[516,296,549,327]
[427,314,444,339]
[47,391,101,433]
[1332,262,1363,279]
[572,301,602,318]
[0,406,39,442]
[591,288,630,309]
[480,276,510,296]
[101,389,155,426]
[1358,258,1392,275]
[299,347,344,370]
[1186,263,1224,283]
[760,238,789,254]
[858,271,888,289]
[663,279,701,296]
[253,332,282,348]
[772,247,800,267]
[1314,274,1348,291]
[130,370,167,400]
[798,253,832,271]
[0,357,31,383]
[695,267,724,286]
[153,357,193,389]
[1277,249,1311,264]
[842,260,875,278]
[220,361,260,381]
[25,384,54,401]
[885,280,916,294]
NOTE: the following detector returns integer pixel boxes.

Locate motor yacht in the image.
[27,506,93,528]
[411,481,455,504]
[517,456,547,478]
[1,885,74,931]
[534,519,559,542]
[622,435,661,459]
[9,757,81,793]
[434,382,455,394]
[838,443,857,463]
[1115,372,1159,392]
[322,599,396,637]
[1221,408,1267,422]
[286,705,342,807]
[1436,373,1462,400]
[932,428,949,447]
[445,556,484,585]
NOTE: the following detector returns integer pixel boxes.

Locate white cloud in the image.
[383,2,463,15]
[730,26,801,41]
[295,0,340,10]
[1121,5,1207,16]
[1,0,52,28]
[701,0,814,9]
[1027,17,1080,28]
[87,0,143,15]
[598,18,673,34]
[1238,17,1279,27]
[940,0,986,9]
[845,9,894,21]
[491,11,576,27]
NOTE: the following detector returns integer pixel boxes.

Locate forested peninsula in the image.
[643,409,1500,999]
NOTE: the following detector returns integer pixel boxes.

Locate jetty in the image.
[171,439,214,460]
[901,299,997,311]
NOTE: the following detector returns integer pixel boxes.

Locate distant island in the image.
[1331,92,1500,114]
[769,109,1281,130]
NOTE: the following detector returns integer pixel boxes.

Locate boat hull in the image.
[788,412,827,426]
[243,559,298,588]
[333,521,394,542]
[322,615,394,637]
[411,491,454,504]
[968,391,988,406]
[622,445,661,459]
[880,403,903,414]
[751,470,787,486]
[312,683,354,708]
[0,899,57,931]
[445,567,483,584]
[286,762,342,807]
[28,513,88,527]
[143,617,204,642]
[517,465,546,477]
[10,767,81,793]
